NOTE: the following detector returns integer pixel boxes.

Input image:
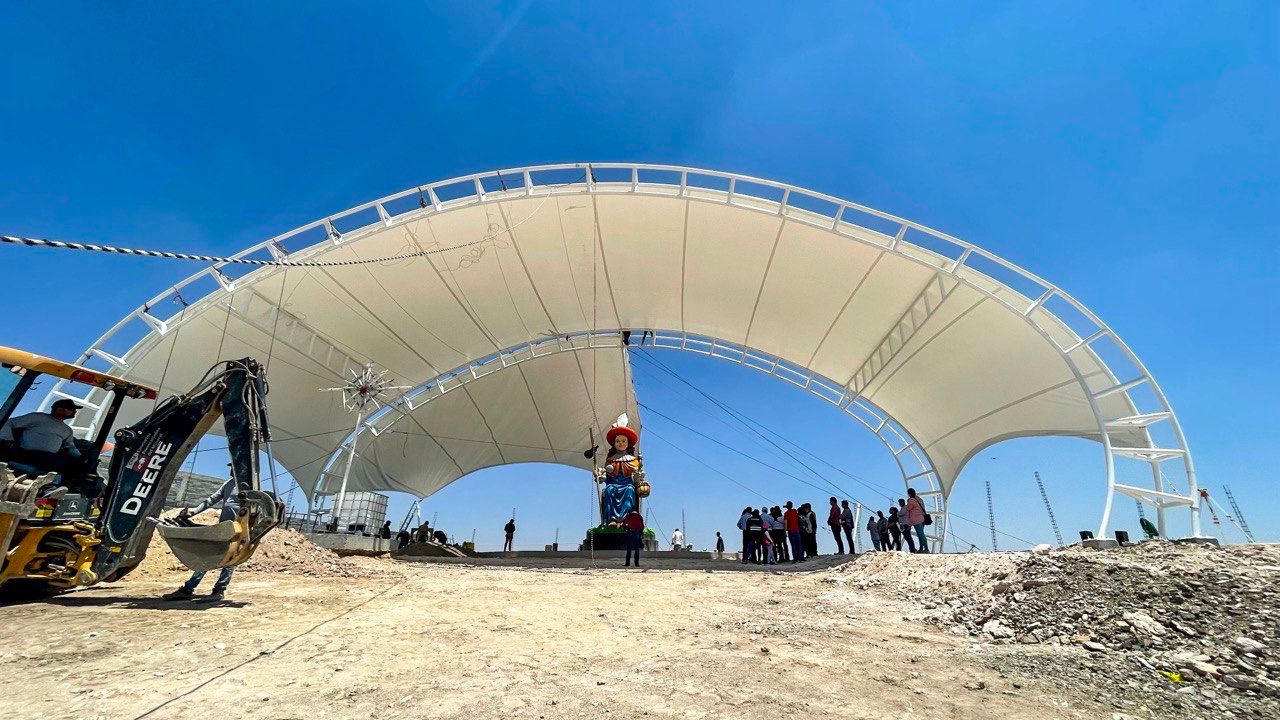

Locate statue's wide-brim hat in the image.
[606,425,639,447]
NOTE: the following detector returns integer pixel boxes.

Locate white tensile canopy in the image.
[47,164,1201,542]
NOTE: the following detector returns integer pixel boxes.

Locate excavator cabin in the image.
[0,345,158,505]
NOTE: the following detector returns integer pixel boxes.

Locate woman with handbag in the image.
[905,488,930,554]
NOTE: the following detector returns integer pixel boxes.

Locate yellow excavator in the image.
[0,346,283,599]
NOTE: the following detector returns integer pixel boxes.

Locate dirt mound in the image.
[131,525,388,580]
[831,543,1280,719]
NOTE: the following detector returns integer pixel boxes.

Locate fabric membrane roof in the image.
[59,164,1169,510]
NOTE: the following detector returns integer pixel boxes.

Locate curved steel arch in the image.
[45,162,1201,540]
[318,329,951,550]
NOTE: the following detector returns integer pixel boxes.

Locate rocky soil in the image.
[837,542,1280,720]
[2,560,1123,720]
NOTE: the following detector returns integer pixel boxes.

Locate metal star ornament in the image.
[320,363,411,414]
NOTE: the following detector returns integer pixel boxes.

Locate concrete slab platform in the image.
[393,550,858,572]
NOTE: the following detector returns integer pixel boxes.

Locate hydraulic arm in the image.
[96,358,283,580]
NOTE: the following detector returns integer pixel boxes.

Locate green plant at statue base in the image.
[588,525,656,537]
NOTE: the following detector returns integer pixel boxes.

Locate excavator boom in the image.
[98,358,282,580]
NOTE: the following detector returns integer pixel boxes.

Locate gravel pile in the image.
[841,542,1279,720]
[132,525,387,580]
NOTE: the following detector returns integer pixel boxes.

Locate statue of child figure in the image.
[597,414,645,525]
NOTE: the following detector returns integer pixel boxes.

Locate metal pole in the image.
[332,408,363,530]
[681,508,686,550]
[1150,461,1168,538]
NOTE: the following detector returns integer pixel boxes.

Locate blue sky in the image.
[2,2,1276,550]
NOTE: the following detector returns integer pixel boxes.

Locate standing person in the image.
[715,531,725,558]
[758,507,773,563]
[622,507,645,567]
[378,520,392,551]
[503,518,516,551]
[840,500,856,553]
[827,497,845,554]
[770,507,789,563]
[671,527,684,551]
[866,511,883,551]
[762,522,776,564]
[886,507,903,551]
[904,488,930,554]
[896,499,917,553]
[876,510,892,551]
[803,503,820,558]
[784,501,804,562]
[737,506,753,561]
[162,478,240,602]
[745,509,766,564]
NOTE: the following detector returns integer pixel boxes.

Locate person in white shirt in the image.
[670,527,684,550]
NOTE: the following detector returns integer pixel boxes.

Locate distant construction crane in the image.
[1034,472,1064,547]
[985,480,998,551]
[1222,486,1256,543]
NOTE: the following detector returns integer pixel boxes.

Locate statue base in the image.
[580,526,657,551]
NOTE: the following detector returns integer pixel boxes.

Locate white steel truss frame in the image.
[317,329,951,550]
[43,162,1202,540]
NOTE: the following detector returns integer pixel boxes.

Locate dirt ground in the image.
[0,556,1115,720]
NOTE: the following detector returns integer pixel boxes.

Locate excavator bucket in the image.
[155,490,283,573]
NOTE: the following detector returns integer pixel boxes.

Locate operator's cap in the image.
[51,399,82,411]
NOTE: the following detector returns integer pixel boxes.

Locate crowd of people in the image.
[735,490,931,563]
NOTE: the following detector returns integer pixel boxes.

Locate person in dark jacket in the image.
[886,507,903,550]
[827,497,845,554]
[840,500,856,553]
[802,503,819,558]
[745,509,766,564]
[503,518,516,551]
